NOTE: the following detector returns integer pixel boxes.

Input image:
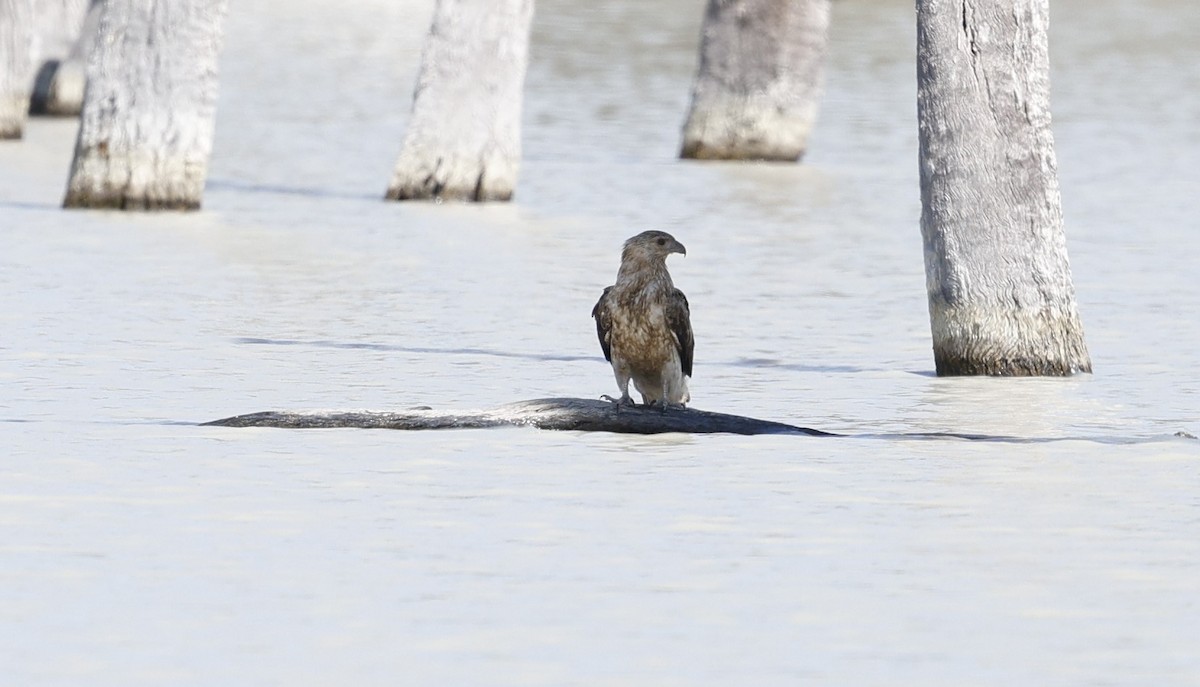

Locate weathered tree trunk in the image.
[30,0,99,116]
[205,398,837,436]
[385,0,534,202]
[63,0,228,210]
[0,0,36,138]
[916,0,1091,376]
[679,0,831,161]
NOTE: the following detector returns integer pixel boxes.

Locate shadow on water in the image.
[855,431,1197,445]
[0,200,62,212]
[725,356,866,374]
[233,337,869,373]
[234,336,597,363]
[224,339,1197,444]
[206,178,380,203]
[6,177,383,212]
[54,415,1197,444]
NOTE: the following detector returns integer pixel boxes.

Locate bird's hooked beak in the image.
[673,240,687,257]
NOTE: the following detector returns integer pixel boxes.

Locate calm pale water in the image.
[3,0,1198,684]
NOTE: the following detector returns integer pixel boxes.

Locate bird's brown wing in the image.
[592,286,614,362]
[667,289,694,377]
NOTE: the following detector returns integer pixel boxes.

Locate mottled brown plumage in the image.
[592,230,694,408]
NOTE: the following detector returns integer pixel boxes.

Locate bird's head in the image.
[621,230,687,265]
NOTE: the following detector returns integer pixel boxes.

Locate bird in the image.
[592,230,694,409]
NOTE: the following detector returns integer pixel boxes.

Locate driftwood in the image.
[203,397,835,436]
[201,398,1198,444]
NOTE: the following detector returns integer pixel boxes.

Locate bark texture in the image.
[205,398,836,436]
[385,0,533,202]
[680,0,831,161]
[0,0,36,138]
[30,0,98,116]
[63,0,228,210]
[917,0,1091,376]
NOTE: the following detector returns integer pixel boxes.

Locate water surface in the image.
[2,0,1198,684]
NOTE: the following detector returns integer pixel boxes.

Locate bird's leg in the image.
[601,376,635,411]
[600,392,634,408]
[650,398,681,413]
[654,380,673,413]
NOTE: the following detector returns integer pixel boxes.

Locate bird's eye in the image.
[656,238,666,246]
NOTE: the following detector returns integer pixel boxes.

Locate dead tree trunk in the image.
[205,398,837,437]
[385,0,534,202]
[30,0,98,116]
[63,0,228,210]
[680,0,831,161]
[0,0,36,139]
[916,0,1091,376]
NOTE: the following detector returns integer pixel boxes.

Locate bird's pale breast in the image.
[608,289,677,374]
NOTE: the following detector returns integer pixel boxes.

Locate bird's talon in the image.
[601,394,634,411]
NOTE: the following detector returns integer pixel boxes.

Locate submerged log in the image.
[203,397,835,436]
